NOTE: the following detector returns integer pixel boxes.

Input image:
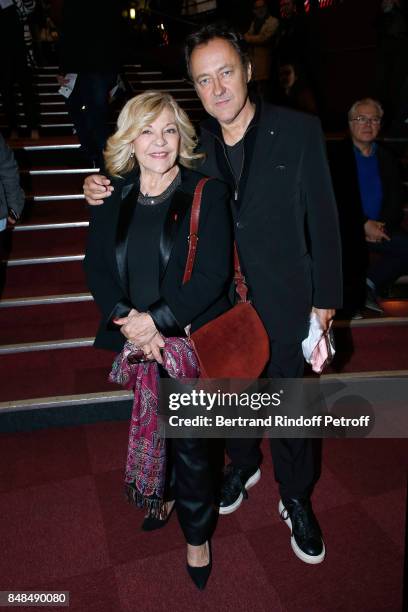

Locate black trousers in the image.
[367,229,408,292]
[226,340,316,500]
[164,437,215,546]
[65,72,117,167]
[0,7,38,130]
[159,367,214,546]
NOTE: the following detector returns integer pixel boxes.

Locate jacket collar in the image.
[114,166,194,294]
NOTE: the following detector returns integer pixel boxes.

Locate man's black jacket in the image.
[328,138,404,235]
[198,101,342,344]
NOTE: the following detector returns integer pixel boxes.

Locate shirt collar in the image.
[353,141,377,158]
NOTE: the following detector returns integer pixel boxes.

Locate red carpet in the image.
[0,429,405,611]
[2,324,408,402]
[0,301,99,344]
[1,261,88,299]
[10,227,87,259]
[23,200,90,225]
[0,347,118,401]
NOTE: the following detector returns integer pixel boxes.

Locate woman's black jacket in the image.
[83,166,233,353]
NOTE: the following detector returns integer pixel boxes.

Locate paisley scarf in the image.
[109,337,199,517]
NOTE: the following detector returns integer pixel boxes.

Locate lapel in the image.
[114,169,194,293]
[238,106,281,217]
[159,183,192,282]
[115,181,138,294]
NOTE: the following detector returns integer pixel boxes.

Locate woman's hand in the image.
[114,310,160,346]
[140,334,165,364]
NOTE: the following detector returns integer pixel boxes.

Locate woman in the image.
[84,90,233,589]
[277,61,318,115]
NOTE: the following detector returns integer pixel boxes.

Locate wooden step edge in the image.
[334,315,408,328]
[0,390,133,414]
[6,254,84,266]
[321,369,408,380]
[0,293,93,308]
[15,222,89,231]
[0,337,94,354]
[0,371,407,415]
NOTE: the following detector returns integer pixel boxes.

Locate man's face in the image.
[190,37,251,127]
[279,64,296,89]
[254,0,268,18]
[349,103,382,146]
[281,0,295,18]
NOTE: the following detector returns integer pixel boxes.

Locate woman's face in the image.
[132,107,180,176]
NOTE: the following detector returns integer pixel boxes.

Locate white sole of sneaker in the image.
[278,499,326,564]
[219,468,261,515]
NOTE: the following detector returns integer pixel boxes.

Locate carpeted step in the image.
[0,346,118,402]
[8,227,87,259]
[1,261,87,299]
[1,323,408,403]
[22,199,90,225]
[329,323,408,373]
[0,300,99,345]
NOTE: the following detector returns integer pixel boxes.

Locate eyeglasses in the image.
[350,116,381,125]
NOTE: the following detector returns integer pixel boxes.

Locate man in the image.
[57,0,124,167]
[244,0,279,100]
[0,0,39,139]
[83,24,342,565]
[0,132,25,293]
[328,97,407,316]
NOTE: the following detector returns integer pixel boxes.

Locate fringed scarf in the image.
[109,337,199,518]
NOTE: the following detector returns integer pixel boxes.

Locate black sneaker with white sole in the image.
[279,498,325,564]
[218,464,261,515]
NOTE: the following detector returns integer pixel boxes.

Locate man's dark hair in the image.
[184,22,250,80]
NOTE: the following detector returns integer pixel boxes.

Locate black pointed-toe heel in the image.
[141,501,175,532]
[186,542,212,590]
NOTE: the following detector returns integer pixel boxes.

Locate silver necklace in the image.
[138,172,181,206]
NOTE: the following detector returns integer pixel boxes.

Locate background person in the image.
[57,0,125,167]
[277,60,318,115]
[244,0,279,100]
[0,0,39,139]
[0,132,25,294]
[84,90,233,590]
[329,97,407,317]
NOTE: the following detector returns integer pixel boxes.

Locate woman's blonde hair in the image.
[104,90,204,176]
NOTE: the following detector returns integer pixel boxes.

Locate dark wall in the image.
[316,0,378,128]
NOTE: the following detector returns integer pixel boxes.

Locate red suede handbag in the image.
[183,178,270,379]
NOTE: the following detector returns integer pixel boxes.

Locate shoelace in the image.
[280,502,320,539]
[221,468,249,499]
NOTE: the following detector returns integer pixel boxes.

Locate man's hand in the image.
[312,307,335,332]
[113,309,161,346]
[364,220,390,243]
[56,74,69,86]
[83,174,114,205]
[7,216,17,225]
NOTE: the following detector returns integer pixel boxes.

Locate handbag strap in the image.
[183,177,249,303]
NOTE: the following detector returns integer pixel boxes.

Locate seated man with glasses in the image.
[328,97,408,317]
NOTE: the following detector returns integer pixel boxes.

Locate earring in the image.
[130,149,135,158]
